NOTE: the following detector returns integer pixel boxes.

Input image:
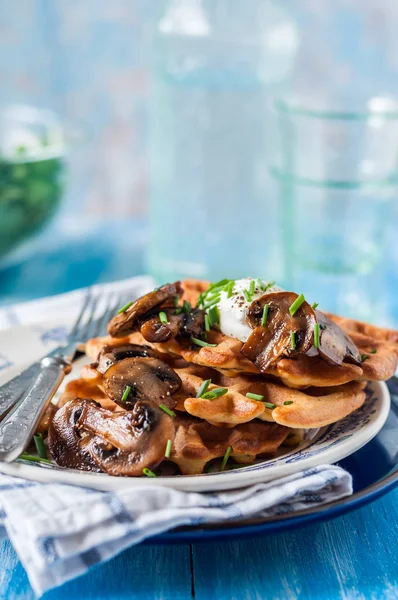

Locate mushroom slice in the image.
[95,343,159,374]
[107,282,183,338]
[315,310,361,366]
[242,292,316,372]
[140,308,205,343]
[48,398,102,472]
[102,357,182,409]
[82,401,175,476]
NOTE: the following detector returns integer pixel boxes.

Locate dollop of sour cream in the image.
[217,278,284,343]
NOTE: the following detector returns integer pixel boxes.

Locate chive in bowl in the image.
[0,104,67,263]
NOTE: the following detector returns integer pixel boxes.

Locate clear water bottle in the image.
[148,0,299,283]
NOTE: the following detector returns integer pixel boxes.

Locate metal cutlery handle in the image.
[0,355,72,462]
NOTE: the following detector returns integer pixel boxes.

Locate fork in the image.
[0,289,127,463]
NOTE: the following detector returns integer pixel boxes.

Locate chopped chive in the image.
[249,279,255,295]
[19,453,52,464]
[243,289,252,303]
[203,296,221,309]
[289,293,305,316]
[205,314,210,331]
[261,304,269,326]
[361,354,368,362]
[159,311,168,324]
[246,392,264,401]
[159,404,176,417]
[201,387,228,400]
[312,302,319,310]
[291,331,296,350]
[256,278,265,291]
[175,307,183,314]
[121,385,131,402]
[197,293,205,307]
[208,279,231,292]
[34,433,47,459]
[313,323,320,348]
[142,468,157,478]
[173,296,179,307]
[191,336,217,348]
[226,281,234,297]
[208,305,220,327]
[165,439,173,458]
[183,300,192,313]
[196,379,212,398]
[370,349,377,354]
[264,402,276,409]
[284,401,294,405]
[220,446,232,471]
[266,281,275,290]
[117,301,133,314]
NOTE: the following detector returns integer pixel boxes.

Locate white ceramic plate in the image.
[0,320,391,492]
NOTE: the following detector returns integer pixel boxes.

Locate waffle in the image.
[169,413,290,475]
[85,324,398,389]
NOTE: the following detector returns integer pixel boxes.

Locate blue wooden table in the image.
[0,219,397,599]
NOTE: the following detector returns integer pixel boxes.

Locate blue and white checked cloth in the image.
[0,280,353,595]
[0,466,352,596]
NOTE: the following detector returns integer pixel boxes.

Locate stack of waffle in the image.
[48,279,398,476]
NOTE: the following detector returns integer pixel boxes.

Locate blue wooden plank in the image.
[192,489,398,600]
[0,542,192,600]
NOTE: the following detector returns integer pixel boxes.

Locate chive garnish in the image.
[370,349,377,354]
[313,323,320,348]
[121,385,131,402]
[173,296,179,307]
[361,354,368,362]
[220,446,232,471]
[284,401,294,405]
[191,337,217,348]
[19,453,52,464]
[257,278,266,291]
[159,404,176,417]
[203,296,221,310]
[246,392,264,401]
[196,379,212,398]
[264,402,276,409]
[34,433,47,459]
[261,304,269,326]
[201,387,228,400]
[183,300,192,313]
[165,439,173,458]
[243,289,252,303]
[159,311,168,324]
[143,468,157,478]
[208,305,220,327]
[266,281,275,290]
[312,302,319,310]
[205,314,210,331]
[289,293,305,316]
[249,279,255,295]
[117,301,133,314]
[291,331,296,350]
[226,281,234,298]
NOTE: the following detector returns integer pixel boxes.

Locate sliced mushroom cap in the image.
[102,356,182,409]
[82,401,175,476]
[48,398,174,476]
[242,292,316,372]
[107,282,183,338]
[315,310,361,366]
[48,398,102,471]
[140,308,205,343]
[95,343,159,374]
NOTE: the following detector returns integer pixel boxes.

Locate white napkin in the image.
[0,278,353,595]
[0,467,352,596]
